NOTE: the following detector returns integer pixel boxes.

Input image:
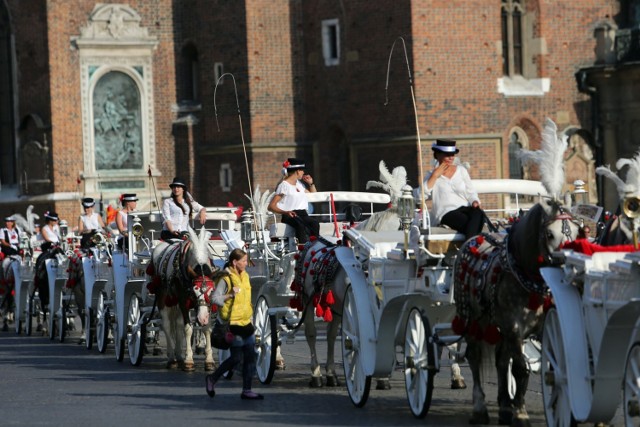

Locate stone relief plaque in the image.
[93,71,142,170]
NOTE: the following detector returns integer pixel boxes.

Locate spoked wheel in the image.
[342,285,371,407]
[85,308,93,350]
[404,308,434,418]
[541,308,575,426]
[254,296,277,384]
[25,295,34,336]
[96,292,109,353]
[58,299,67,343]
[114,325,125,362]
[127,294,145,366]
[623,342,640,427]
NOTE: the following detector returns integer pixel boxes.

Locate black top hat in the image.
[121,193,138,203]
[4,216,16,222]
[81,197,95,208]
[169,177,186,188]
[431,139,459,154]
[283,158,306,171]
[45,212,59,222]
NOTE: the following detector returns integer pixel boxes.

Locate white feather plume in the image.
[517,118,567,199]
[187,226,210,265]
[366,160,408,205]
[596,165,628,198]
[245,185,274,230]
[596,152,640,198]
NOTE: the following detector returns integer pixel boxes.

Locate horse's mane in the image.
[354,207,400,232]
[508,203,547,274]
[187,226,211,266]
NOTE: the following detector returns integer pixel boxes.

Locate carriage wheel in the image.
[623,342,640,427]
[127,294,145,366]
[541,308,575,426]
[404,308,435,418]
[96,292,109,353]
[342,285,371,407]
[85,307,93,350]
[25,294,33,336]
[58,299,67,343]
[254,296,277,384]
[114,326,125,362]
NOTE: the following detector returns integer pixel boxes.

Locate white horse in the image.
[148,227,217,371]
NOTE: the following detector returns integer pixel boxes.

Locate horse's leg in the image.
[495,339,514,425]
[160,308,177,368]
[324,313,341,387]
[203,320,215,371]
[509,344,532,427]
[304,305,323,387]
[450,342,467,389]
[466,338,490,425]
[174,308,187,369]
[183,318,195,372]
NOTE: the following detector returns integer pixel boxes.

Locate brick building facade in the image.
[0,0,623,223]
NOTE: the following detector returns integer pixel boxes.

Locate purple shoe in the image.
[240,390,264,400]
[205,375,216,398]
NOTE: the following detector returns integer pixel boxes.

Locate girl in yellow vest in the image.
[205,249,263,400]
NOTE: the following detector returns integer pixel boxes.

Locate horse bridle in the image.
[541,204,579,265]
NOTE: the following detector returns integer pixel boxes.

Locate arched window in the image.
[501,0,524,76]
[0,2,16,186]
[92,71,143,171]
[508,132,524,179]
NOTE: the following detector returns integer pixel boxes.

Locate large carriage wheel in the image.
[96,292,109,353]
[58,296,67,343]
[85,308,93,350]
[25,294,34,336]
[404,308,435,418]
[254,296,277,384]
[114,325,125,362]
[341,285,371,407]
[623,342,640,427]
[541,308,576,427]
[127,294,145,366]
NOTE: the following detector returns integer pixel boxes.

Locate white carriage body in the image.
[541,250,640,424]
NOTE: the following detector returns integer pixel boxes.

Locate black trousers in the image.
[281,210,319,243]
[440,205,485,240]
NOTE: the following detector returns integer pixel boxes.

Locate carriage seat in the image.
[422,226,467,255]
[269,223,296,239]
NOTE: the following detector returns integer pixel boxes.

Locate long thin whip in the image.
[147,165,161,216]
[384,36,426,227]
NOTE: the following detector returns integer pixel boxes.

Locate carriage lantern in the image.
[398,185,415,252]
[241,210,254,242]
[572,180,588,205]
[59,219,68,238]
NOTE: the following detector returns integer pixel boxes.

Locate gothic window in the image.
[181,43,199,102]
[0,2,15,186]
[501,0,524,77]
[322,19,340,66]
[508,132,524,179]
[92,71,143,171]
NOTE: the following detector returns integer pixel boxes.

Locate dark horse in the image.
[452,200,580,426]
[32,246,66,331]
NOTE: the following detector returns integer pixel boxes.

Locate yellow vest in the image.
[218,268,253,326]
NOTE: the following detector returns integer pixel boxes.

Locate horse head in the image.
[508,199,580,275]
[184,227,216,326]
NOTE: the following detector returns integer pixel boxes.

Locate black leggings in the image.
[281,210,319,243]
[441,206,485,240]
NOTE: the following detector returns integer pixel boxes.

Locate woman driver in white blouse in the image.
[161,177,207,241]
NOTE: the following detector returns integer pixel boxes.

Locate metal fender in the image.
[540,267,592,421]
[11,261,25,332]
[83,257,97,310]
[588,300,640,421]
[111,252,144,339]
[334,246,377,376]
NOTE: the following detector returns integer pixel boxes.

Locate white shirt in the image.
[274,180,308,211]
[1,227,20,250]
[42,224,60,243]
[162,197,204,232]
[423,165,480,224]
[80,212,102,231]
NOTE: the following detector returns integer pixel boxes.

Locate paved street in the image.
[0,319,618,427]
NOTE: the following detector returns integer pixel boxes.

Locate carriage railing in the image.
[306,191,392,229]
